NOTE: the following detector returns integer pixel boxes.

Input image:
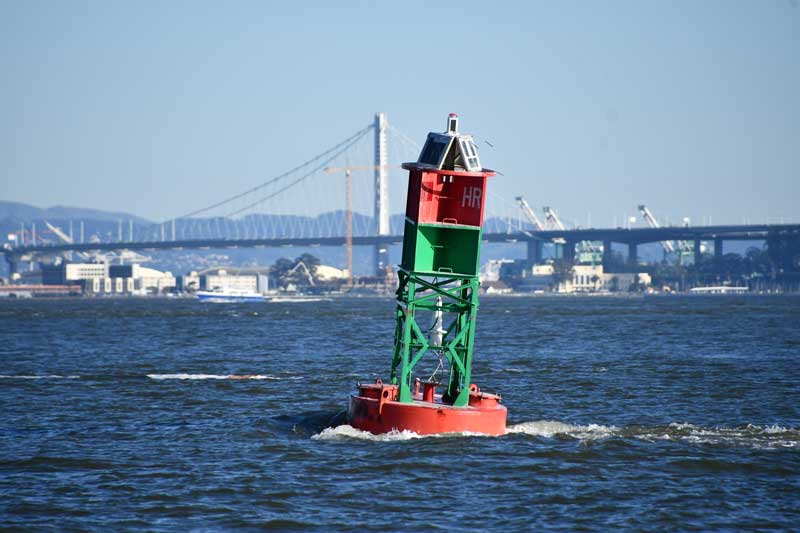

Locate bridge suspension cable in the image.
[222,127,373,219]
[165,122,374,223]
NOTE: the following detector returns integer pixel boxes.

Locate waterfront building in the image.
[177,271,201,292]
[42,262,107,285]
[131,265,176,294]
[200,268,261,294]
[42,262,175,295]
[499,260,651,293]
[481,259,516,283]
[562,264,651,293]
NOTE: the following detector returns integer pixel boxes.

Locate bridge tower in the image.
[373,112,389,276]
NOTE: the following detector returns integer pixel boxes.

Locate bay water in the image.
[1,295,798,530]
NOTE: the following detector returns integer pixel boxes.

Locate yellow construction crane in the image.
[323,164,398,285]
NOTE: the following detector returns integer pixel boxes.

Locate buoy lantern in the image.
[347,114,507,435]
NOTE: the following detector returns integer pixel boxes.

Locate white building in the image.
[65,263,108,281]
[202,269,259,293]
[133,265,176,294]
[43,262,175,295]
[570,264,605,292]
[481,259,516,283]
[315,264,347,282]
[558,264,651,293]
[181,271,201,291]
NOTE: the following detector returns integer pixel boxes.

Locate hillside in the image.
[0,201,152,225]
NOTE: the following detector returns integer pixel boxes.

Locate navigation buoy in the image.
[347,114,507,435]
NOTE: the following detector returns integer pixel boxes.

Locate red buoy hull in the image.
[347,382,507,436]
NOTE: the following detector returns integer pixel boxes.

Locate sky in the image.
[0,0,797,227]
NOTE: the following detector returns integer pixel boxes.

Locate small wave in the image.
[146,373,282,380]
[507,420,800,449]
[0,374,80,380]
[506,420,616,439]
[312,425,423,442]
[488,367,525,374]
[643,422,800,449]
[761,424,791,434]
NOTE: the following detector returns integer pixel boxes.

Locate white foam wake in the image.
[313,421,617,442]
[0,374,81,379]
[506,420,616,439]
[311,424,492,442]
[649,422,800,449]
[146,373,281,380]
[312,425,422,441]
[506,420,799,449]
[312,420,799,449]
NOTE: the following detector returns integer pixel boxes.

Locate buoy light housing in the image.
[417,113,482,172]
[447,113,459,134]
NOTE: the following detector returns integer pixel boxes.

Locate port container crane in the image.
[638,205,691,256]
[543,206,598,253]
[514,196,545,231]
[44,221,92,261]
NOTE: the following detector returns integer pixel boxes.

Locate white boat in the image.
[689,286,749,294]
[196,288,266,303]
[266,295,332,303]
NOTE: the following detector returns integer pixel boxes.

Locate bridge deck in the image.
[5,224,799,260]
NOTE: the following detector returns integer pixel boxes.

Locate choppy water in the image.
[1,295,798,530]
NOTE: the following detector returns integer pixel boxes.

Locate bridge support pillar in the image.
[694,239,702,265]
[627,243,638,269]
[526,240,543,264]
[563,241,575,264]
[7,259,18,276]
[374,244,389,277]
[714,237,723,272]
[602,241,612,272]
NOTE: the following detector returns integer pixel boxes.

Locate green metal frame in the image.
[389,268,480,407]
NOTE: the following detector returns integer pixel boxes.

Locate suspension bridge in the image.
[3,113,539,275]
[4,113,800,276]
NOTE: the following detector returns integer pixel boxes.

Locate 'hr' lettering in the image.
[461,186,482,208]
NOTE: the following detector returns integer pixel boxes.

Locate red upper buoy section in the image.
[401,114,496,230]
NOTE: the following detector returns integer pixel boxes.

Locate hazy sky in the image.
[1,0,797,226]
